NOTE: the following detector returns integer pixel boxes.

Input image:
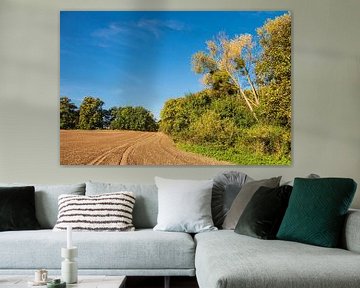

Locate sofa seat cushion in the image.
[195,230,360,288]
[0,229,195,270]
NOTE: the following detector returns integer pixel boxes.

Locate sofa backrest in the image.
[86,181,158,229]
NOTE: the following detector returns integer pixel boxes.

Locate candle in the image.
[67,225,72,249]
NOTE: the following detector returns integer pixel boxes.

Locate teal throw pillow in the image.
[277,178,357,247]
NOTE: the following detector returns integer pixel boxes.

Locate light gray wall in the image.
[0,0,359,208]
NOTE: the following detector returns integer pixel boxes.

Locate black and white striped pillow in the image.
[53,192,136,231]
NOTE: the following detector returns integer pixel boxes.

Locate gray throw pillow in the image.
[222,177,281,230]
[212,171,250,228]
[153,177,217,233]
[0,183,85,228]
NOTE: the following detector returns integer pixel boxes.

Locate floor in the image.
[126,276,199,288]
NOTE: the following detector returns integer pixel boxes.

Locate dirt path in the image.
[60,130,231,165]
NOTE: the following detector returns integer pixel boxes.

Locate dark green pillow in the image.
[235,185,292,239]
[277,178,357,247]
[0,186,41,231]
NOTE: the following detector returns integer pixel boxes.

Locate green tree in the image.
[60,96,78,129]
[102,107,117,129]
[78,96,104,130]
[192,33,259,120]
[203,70,237,96]
[256,13,292,127]
[159,91,212,136]
[110,106,158,132]
[160,98,190,136]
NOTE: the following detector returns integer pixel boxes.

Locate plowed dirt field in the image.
[60,130,231,165]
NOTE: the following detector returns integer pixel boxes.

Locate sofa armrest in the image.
[342,209,360,253]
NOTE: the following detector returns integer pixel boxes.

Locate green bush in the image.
[159,88,291,165]
[159,90,254,142]
[177,142,291,165]
[160,91,212,136]
[237,124,291,158]
[187,110,239,147]
[160,98,189,135]
[210,96,255,128]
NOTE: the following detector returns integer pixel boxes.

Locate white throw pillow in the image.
[53,192,135,231]
[153,177,217,233]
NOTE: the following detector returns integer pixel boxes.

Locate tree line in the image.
[60,96,158,132]
[159,13,291,164]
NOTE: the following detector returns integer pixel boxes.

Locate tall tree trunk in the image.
[244,67,260,105]
[223,63,259,121]
[238,89,259,122]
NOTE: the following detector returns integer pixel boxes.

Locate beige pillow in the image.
[222,177,281,230]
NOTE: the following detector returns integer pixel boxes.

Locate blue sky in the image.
[60,11,286,120]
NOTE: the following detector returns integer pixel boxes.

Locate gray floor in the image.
[126,276,199,288]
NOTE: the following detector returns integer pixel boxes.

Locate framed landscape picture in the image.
[60,11,291,166]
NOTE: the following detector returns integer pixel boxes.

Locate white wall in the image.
[0,0,359,208]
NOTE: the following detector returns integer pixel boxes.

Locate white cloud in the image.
[163,20,186,31]
[92,18,187,46]
[136,19,186,38]
[92,23,130,39]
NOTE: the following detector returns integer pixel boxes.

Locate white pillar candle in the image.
[67,225,72,249]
